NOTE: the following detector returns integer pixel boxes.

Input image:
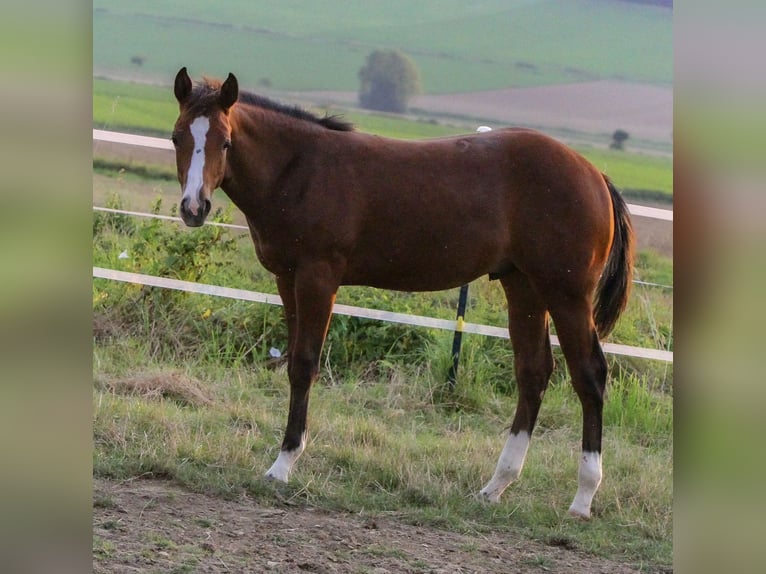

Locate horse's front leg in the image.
[265,263,338,483]
[275,275,297,360]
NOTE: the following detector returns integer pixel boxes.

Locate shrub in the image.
[358,49,422,113]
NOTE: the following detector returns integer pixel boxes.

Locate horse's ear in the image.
[220,73,239,111]
[174,67,192,106]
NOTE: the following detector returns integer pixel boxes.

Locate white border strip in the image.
[92,129,673,222]
[93,267,673,363]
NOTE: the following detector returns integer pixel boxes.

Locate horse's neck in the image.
[223,110,314,210]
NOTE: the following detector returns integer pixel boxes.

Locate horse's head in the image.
[172,67,238,227]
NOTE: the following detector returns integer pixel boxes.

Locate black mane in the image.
[190,78,353,132]
[238,90,355,132]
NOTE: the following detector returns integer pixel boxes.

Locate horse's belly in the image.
[343,271,477,292]
[343,244,503,292]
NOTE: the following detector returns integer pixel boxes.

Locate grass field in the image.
[93,0,671,93]
[93,357,673,566]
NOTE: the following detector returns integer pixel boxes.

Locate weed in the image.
[93,536,116,559]
[93,495,117,509]
[93,193,136,236]
[522,554,554,570]
[98,519,123,531]
[145,531,177,550]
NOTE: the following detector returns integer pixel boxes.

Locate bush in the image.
[610,129,630,150]
[93,193,136,237]
[93,198,258,362]
[358,49,422,113]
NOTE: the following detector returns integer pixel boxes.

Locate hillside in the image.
[93,0,671,93]
[618,0,672,6]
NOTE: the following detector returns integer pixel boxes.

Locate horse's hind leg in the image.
[547,297,608,519]
[481,272,554,502]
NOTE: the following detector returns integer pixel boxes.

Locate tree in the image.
[358,49,422,113]
[610,129,630,151]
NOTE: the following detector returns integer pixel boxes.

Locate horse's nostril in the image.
[203,199,212,216]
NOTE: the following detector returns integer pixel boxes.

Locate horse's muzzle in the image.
[179,196,211,227]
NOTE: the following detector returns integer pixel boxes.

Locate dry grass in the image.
[92,352,672,568]
[96,370,213,408]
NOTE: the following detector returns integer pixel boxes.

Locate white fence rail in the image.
[93,267,673,363]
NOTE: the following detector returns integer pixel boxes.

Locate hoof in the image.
[478,489,501,504]
[567,506,592,520]
[264,470,289,484]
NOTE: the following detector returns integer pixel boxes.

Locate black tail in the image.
[594,176,634,339]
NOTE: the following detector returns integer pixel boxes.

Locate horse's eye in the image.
[171,135,179,147]
[223,140,232,151]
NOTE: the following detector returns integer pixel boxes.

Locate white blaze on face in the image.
[568,451,603,519]
[182,115,210,215]
[480,431,530,502]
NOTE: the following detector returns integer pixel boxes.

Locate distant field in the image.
[93,0,671,93]
[582,148,672,198]
[93,79,179,134]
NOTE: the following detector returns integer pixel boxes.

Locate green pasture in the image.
[93,0,671,93]
[584,148,672,199]
[93,79,179,135]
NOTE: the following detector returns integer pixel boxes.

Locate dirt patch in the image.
[93,478,649,573]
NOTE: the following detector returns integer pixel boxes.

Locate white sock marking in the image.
[265,434,306,483]
[568,451,602,518]
[182,116,209,215]
[480,431,530,502]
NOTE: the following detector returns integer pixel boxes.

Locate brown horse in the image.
[172,68,634,518]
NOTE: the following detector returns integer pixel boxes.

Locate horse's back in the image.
[332,128,613,291]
